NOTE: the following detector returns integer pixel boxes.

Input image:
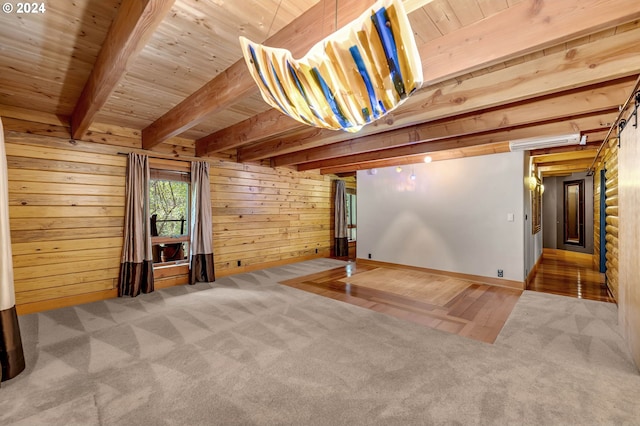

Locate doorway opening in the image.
[563,179,585,247]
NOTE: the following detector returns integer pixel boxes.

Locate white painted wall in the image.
[524,154,543,278]
[542,176,559,248]
[357,151,526,281]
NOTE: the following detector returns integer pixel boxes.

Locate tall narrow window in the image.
[346,190,357,241]
[149,166,190,264]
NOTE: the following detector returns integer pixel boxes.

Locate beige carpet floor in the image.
[1,258,639,425]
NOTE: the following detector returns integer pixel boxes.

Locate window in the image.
[346,190,356,241]
[149,165,190,264]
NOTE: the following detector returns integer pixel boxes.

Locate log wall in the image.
[593,165,601,269]
[593,137,619,301]
[3,115,331,314]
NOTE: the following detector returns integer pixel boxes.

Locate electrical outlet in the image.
[237,260,241,267]
[497,269,503,278]
[315,248,318,254]
[368,253,372,259]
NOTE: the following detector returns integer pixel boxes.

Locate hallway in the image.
[527,249,614,303]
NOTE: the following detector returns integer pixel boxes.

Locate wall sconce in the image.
[527,175,543,193]
[239,0,422,133]
[396,166,402,173]
[423,156,432,163]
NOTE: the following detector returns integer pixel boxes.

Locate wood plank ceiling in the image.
[1,0,639,176]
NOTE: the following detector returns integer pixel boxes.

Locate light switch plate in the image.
[507,213,515,222]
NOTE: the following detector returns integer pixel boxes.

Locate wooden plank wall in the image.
[593,137,619,301]
[618,103,640,370]
[6,132,124,311]
[210,162,332,274]
[3,115,332,314]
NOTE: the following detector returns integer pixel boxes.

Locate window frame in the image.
[346,188,356,242]
[149,159,191,266]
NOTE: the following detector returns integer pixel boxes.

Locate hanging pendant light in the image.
[239,0,423,133]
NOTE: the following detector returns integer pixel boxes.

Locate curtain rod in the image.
[116,151,197,162]
[586,73,640,176]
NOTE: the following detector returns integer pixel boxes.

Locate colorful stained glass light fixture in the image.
[239,0,423,133]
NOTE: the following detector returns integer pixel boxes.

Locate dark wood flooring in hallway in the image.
[527,249,614,303]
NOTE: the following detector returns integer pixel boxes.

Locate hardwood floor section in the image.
[280,263,522,344]
[527,249,614,303]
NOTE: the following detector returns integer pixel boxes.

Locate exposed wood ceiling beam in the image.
[143,0,436,150]
[419,0,640,85]
[269,79,634,167]
[70,0,175,140]
[532,150,601,164]
[195,108,294,156]
[297,111,617,172]
[320,142,511,175]
[239,28,640,162]
[198,0,640,157]
[530,141,605,157]
[577,129,610,142]
[538,162,594,174]
[541,171,577,177]
[536,159,596,169]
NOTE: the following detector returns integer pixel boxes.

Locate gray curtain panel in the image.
[334,180,349,257]
[190,161,214,284]
[0,118,25,384]
[118,153,154,297]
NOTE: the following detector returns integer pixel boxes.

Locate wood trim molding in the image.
[16,289,118,315]
[155,274,190,289]
[216,253,327,278]
[525,252,544,288]
[15,254,330,314]
[356,259,525,290]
